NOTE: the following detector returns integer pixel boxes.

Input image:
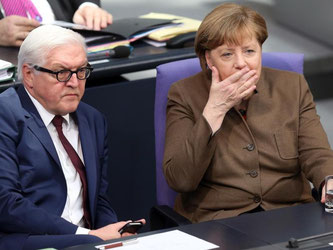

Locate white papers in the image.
[96,230,219,250]
[142,39,166,47]
[139,13,201,41]
[46,20,88,30]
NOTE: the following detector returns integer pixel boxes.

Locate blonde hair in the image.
[195,3,268,76]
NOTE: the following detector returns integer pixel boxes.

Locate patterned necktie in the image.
[0,0,42,21]
[52,115,91,229]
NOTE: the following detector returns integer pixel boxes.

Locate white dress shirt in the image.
[31,0,98,24]
[26,89,90,234]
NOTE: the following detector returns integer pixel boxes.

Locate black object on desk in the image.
[74,17,176,41]
[87,40,195,82]
[219,202,333,249]
[249,231,333,249]
[87,45,131,61]
[166,31,196,48]
[287,232,333,249]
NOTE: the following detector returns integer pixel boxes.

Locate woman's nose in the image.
[234,54,247,69]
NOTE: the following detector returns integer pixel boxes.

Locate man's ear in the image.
[205,50,213,70]
[22,64,34,88]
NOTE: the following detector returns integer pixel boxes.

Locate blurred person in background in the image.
[0,0,112,46]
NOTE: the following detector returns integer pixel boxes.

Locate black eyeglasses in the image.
[33,65,93,82]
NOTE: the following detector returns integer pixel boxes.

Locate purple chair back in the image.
[154,52,304,207]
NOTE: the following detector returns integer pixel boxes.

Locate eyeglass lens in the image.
[57,68,91,82]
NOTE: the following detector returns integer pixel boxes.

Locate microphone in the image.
[87,46,131,61]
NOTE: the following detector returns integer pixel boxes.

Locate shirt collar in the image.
[24,87,70,127]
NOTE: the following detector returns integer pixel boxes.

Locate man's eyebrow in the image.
[50,62,89,70]
[50,64,67,69]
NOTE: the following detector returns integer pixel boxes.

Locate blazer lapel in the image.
[247,68,272,118]
[74,107,97,225]
[17,86,61,167]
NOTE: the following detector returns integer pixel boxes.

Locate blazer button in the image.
[253,195,261,203]
[249,170,258,178]
[246,143,255,151]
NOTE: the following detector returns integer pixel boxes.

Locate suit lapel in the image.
[74,107,97,224]
[17,86,61,167]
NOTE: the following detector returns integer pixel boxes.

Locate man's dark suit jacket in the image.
[0,0,100,22]
[0,86,117,249]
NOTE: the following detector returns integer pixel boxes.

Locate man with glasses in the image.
[0,25,144,250]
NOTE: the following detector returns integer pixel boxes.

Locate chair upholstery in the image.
[151,52,304,229]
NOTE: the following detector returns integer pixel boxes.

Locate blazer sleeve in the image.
[0,187,77,235]
[163,81,218,193]
[297,75,333,189]
[0,98,78,235]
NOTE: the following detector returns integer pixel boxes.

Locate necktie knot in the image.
[52,115,63,128]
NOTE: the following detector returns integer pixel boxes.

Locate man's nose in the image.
[66,73,80,87]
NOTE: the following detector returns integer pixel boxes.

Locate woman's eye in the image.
[246,49,255,54]
[222,52,232,57]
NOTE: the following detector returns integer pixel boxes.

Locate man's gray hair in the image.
[17,25,86,81]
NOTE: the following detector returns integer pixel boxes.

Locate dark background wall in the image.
[83,78,156,230]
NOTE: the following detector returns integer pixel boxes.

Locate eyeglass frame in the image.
[32,64,94,82]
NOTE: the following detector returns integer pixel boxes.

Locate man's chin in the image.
[58,103,79,115]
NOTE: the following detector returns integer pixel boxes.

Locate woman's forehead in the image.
[222,27,256,46]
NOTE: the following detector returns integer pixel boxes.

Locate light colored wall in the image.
[272,0,333,49]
